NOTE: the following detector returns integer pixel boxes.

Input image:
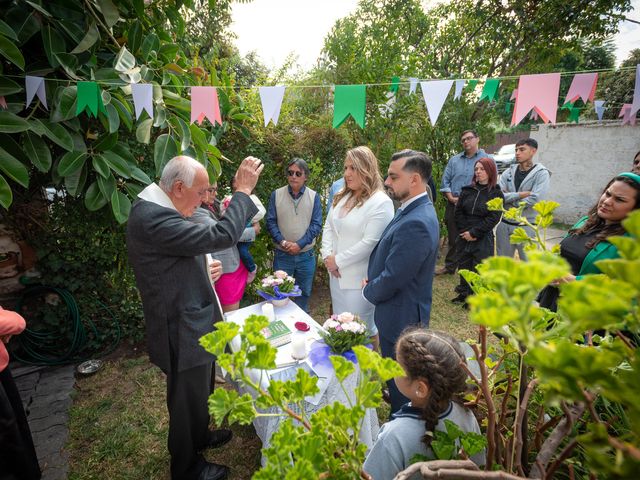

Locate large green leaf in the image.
[0,111,30,133]
[158,43,179,62]
[0,34,25,70]
[124,181,144,198]
[141,33,159,61]
[110,96,133,131]
[0,147,29,188]
[130,166,151,185]
[41,120,74,151]
[24,1,52,18]
[102,150,131,178]
[106,103,120,133]
[22,132,51,172]
[57,151,87,176]
[97,173,116,200]
[12,10,40,44]
[54,53,80,80]
[172,116,191,152]
[0,19,18,40]
[154,133,178,176]
[93,132,118,152]
[128,20,143,53]
[42,24,65,68]
[0,76,22,96]
[98,0,119,28]
[28,118,46,136]
[92,155,110,178]
[111,143,136,165]
[64,164,87,197]
[0,174,12,209]
[111,189,131,224]
[0,133,30,166]
[50,86,77,123]
[84,181,108,211]
[70,21,99,54]
[136,118,153,144]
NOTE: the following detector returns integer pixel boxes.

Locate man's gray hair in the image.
[287,158,310,177]
[159,156,205,191]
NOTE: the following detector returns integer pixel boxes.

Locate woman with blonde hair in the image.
[321,146,394,349]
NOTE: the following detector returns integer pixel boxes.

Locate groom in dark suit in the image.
[127,155,263,480]
[363,149,439,414]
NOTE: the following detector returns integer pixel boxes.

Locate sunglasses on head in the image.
[287,170,303,177]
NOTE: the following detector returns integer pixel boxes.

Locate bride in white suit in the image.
[321,146,394,349]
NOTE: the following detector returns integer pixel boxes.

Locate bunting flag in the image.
[408,78,419,95]
[511,73,561,126]
[420,80,453,126]
[568,105,580,123]
[389,76,400,94]
[454,80,465,100]
[479,78,500,102]
[0,97,7,110]
[25,76,48,109]
[594,100,606,121]
[333,84,366,129]
[76,81,106,117]
[619,103,635,126]
[258,86,286,127]
[131,83,153,120]
[629,64,640,122]
[564,72,597,104]
[466,79,478,91]
[191,86,222,125]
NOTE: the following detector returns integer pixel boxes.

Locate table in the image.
[224,300,380,460]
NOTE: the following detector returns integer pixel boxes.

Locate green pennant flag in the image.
[333,84,366,129]
[479,78,500,102]
[568,105,580,123]
[76,81,106,118]
[465,79,479,91]
[389,76,400,94]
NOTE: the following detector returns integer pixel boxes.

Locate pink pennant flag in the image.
[619,103,636,126]
[511,73,561,126]
[564,73,597,104]
[191,86,222,125]
[510,89,518,101]
[0,97,7,110]
[629,65,640,121]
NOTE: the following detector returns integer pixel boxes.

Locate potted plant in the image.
[257,270,301,307]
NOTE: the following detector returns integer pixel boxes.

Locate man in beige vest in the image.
[266,158,323,312]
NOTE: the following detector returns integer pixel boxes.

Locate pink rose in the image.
[337,312,355,323]
[274,270,288,279]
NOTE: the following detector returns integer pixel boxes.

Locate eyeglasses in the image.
[287,170,303,177]
[207,187,217,193]
[461,136,477,143]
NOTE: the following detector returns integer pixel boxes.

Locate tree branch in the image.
[395,459,526,480]
[514,378,538,475]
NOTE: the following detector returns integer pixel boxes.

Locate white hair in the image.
[159,156,205,192]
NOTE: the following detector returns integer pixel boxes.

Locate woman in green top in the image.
[538,173,640,311]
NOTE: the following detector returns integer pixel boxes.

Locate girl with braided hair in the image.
[363,328,483,479]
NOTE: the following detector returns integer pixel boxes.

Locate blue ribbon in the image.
[257,285,302,301]
[308,340,373,376]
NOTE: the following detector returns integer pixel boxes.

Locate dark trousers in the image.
[380,338,409,418]
[166,362,212,480]
[0,367,41,480]
[444,201,461,272]
[456,235,494,298]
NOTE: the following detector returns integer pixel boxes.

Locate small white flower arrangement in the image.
[321,312,369,354]
[257,270,301,301]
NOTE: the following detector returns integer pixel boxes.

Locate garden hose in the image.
[12,285,121,366]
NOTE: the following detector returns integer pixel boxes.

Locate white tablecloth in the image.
[224,301,380,460]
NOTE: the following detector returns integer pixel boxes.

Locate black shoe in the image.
[451,295,467,304]
[198,462,228,480]
[204,429,233,449]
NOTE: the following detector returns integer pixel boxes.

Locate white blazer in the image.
[321,190,394,290]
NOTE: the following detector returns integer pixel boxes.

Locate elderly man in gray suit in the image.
[127,155,263,480]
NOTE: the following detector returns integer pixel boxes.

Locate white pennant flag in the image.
[420,80,453,126]
[408,78,419,95]
[259,86,286,126]
[131,83,153,120]
[454,80,465,100]
[25,76,47,109]
[594,100,606,121]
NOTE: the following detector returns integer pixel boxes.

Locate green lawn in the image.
[67,269,473,480]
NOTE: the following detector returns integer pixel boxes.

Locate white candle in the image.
[261,303,275,322]
[291,334,307,359]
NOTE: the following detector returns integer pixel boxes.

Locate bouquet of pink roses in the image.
[257,270,301,301]
[320,312,369,354]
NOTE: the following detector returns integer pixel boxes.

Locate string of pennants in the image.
[6,65,640,129]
